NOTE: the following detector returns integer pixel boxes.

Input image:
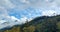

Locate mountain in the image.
[0,15,60,32]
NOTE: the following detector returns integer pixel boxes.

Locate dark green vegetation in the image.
[0,15,60,32]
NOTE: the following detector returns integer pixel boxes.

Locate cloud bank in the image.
[0,0,60,29]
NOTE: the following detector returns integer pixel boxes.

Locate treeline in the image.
[1,15,60,32]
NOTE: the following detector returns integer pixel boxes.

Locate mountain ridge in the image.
[0,15,60,32]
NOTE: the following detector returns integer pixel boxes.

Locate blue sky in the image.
[0,0,60,29]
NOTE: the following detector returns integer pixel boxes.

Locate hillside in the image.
[0,15,60,32]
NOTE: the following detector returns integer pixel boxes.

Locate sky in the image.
[0,0,60,29]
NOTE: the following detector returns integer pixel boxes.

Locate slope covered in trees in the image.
[0,15,60,32]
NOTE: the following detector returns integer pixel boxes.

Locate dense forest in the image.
[0,15,60,32]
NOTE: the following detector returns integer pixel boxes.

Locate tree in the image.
[57,22,60,32]
[23,26,35,32]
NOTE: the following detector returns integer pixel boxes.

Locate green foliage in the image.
[23,26,35,32]
[57,22,60,32]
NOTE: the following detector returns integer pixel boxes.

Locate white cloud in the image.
[0,0,15,9]
[0,6,21,29]
[0,15,29,29]
[20,17,28,23]
[42,10,57,16]
[0,6,8,20]
[9,0,59,10]
[0,0,60,9]
[10,16,20,21]
[0,0,60,10]
[19,0,30,4]
[0,20,6,24]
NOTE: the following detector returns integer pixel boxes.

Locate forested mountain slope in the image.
[1,15,60,32]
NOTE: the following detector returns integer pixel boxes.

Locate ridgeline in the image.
[0,15,60,32]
